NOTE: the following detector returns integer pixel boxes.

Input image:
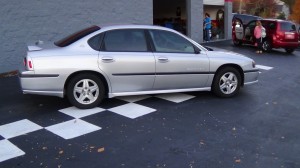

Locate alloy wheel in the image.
[219,72,238,95]
[73,79,99,105]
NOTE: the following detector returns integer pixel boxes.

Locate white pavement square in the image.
[109,103,156,119]
[0,140,25,162]
[155,93,195,103]
[256,65,273,70]
[45,119,101,140]
[59,106,105,119]
[117,95,151,103]
[0,119,43,139]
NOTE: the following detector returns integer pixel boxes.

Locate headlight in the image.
[252,61,256,68]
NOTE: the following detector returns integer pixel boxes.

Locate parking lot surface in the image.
[0,41,300,168]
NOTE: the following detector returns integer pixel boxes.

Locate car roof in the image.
[262,18,293,23]
[55,24,165,48]
[232,13,262,25]
[233,13,260,17]
[73,24,207,52]
[233,13,262,19]
[97,24,171,31]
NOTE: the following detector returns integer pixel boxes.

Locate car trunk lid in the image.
[27,41,58,51]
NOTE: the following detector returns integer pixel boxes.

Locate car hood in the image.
[206,51,253,61]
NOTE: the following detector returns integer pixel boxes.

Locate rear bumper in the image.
[272,40,300,48]
[19,71,64,98]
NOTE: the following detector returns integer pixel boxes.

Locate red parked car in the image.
[233,15,300,53]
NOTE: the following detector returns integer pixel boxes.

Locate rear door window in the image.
[248,21,256,29]
[101,29,148,52]
[269,22,276,30]
[88,33,104,51]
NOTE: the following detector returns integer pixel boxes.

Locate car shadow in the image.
[204,40,297,57]
[230,44,297,57]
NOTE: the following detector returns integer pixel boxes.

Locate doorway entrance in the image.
[203,5,225,40]
[153,0,187,35]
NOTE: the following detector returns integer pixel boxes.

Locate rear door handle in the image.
[158,57,169,62]
[102,57,114,62]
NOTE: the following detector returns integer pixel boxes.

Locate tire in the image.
[233,39,242,46]
[212,67,241,98]
[285,48,295,54]
[67,73,105,109]
[262,40,272,52]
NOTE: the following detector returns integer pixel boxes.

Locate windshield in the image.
[54,25,100,47]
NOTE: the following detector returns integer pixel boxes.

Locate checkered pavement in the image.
[0,64,273,162]
[0,93,195,162]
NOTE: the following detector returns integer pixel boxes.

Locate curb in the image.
[0,70,18,78]
[200,39,233,48]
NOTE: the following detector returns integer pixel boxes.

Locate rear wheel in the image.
[212,67,241,98]
[285,48,295,54]
[262,40,272,52]
[67,73,105,109]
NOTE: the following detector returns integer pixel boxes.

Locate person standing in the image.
[254,20,265,53]
[204,13,211,42]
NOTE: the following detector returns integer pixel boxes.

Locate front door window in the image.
[149,30,195,53]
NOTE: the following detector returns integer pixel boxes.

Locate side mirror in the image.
[204,46,214,51]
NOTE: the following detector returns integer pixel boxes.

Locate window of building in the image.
[153,0,187,35]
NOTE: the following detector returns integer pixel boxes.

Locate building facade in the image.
[0,0,232,73]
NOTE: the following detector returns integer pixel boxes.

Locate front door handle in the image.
[158,57,169,62]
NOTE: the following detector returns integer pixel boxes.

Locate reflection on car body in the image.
[19,24,259,109]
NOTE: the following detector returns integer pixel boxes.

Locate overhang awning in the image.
[203,0,225,6]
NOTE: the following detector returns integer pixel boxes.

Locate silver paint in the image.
[19,25,259,101]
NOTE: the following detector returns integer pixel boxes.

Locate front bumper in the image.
[244,70,259,85]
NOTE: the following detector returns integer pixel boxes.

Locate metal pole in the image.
[239,0,242,14]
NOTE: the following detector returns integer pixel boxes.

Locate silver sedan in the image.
[19,25,259,109]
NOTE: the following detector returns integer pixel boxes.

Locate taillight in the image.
[24,57,34,71]
[276,31,284,40]
[23,57,26,66]
[28,60,33,69]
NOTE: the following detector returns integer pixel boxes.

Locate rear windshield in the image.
[280,22,296,32]
[54,25,100,47]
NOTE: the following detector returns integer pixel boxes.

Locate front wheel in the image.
[212,67,241,98]
[67,73,105,109]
